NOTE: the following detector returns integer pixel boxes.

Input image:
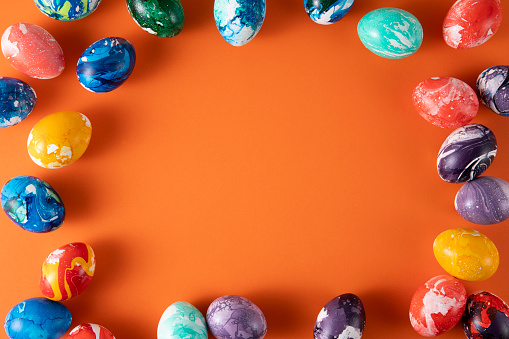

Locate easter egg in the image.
[27,110,92,169]
[157,301,208,339]
[443,0,503,49]
[4,297,71,339]
[214,0,266,46]
[1,23,65,79]
[304,0,354,25]
[0,77,37,128]
[1,175,65,233]
[207,295,266,339]
[68,323,116,339]
[34,0,103,21]
[357,8,423,59]
[455,176,509,225]
[77,37,136,93]
[409,275,467,337]
[412,77,479,128]
[476,65,509,116]
[433,228,499,281]
[313,293,366,339]
[127,0,185,38]
[437,124,497,183]
[462,291,509,339]
[40,242,96,301]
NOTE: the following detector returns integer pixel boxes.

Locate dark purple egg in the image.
[437,124,497,183]
[314,293,366,339]
[477,65,509,116]
[462,291,509,339]
[206,295,267,339]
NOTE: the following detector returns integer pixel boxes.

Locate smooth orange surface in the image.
[1,1,509,338]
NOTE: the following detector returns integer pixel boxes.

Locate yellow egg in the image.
[27,111,92,169]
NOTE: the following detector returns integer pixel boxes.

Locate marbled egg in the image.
[40,242,96,301]
[304,0,354,25]
[314,293,366,339]
[476,65,509,116]
[0,77,36,128]
[34,0,103,21]
[433,228,499,281]
[443,0,503,49]
[68,323,116,339]
[1,175,65,233]
[127,0,185,38]
[77,37,136,93]
[214,0,266,46]
[1,23,65,79]
[409,275,467,337]
[4,297,71,339]
[455,176,509,225]
[462,291,509,339]
[437,124,497,183]
[207,295,266,339]
[357,8,423,59]
[412,77,479,128]
[158,301,208,339]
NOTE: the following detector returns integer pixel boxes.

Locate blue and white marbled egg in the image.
[34,0,103,21]
[0,77,36,128]
[476,65,509,116]
[304,0,354,25]
[157,301,208,339]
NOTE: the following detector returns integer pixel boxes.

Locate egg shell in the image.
[4,297,72,339]
[0,77,37,128]
[476,65,509,116]
[127,0,185,38]
[157,301,208,339]
[304,0,354,25]
[68,323,116,339]
[34,0,103,21]
[313,293,366,339]
[207,295,267,339]
[462,291,509,339]
[214,0,266,46]
[437,124,497,183]
[409,275,467,337]
[433,228,499,281]
[443,0,503,49]
[1,175,65,233]
[27,110,92,169]
[1,23,65,79]
[40,242,96,301]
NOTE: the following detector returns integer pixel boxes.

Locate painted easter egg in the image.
[409,275,467,337]
[455,176,509,225]
[214,0,266,46]
[443,0,503,49]
[433,228,499,281]
[357,8,423,59]
[68,323,116,339]
[77,37,136,93]
[1,175,65,233]
[40,242,96,301]
[462,291,509,339]
[412,77,479,128]
[127,0,185,38]
[313,293,366,339]
[437,124,497,183]
[4,297,71,339]
[476,65,509,116]
[304,0,354,25]
[34,0,103,21]
[158,301,208,339]
[207,295,266,339]
[1,23,65,79]
[0,77,36,128]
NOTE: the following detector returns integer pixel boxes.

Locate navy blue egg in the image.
[77,37,136,93]
[0,77,36,128]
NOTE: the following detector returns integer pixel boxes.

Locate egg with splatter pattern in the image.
[67,323,116,339]
[158,301,208,339]
[462,291,509,339]
[0,77,37,128]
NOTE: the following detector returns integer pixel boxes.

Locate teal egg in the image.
[357,8,423,59]
[157,301,208,339]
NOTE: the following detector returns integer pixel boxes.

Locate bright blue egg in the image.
[304,0,355,25]
[0,77,36,128]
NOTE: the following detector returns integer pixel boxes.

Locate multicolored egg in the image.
[313,293,366,339]
[207,295,266,339]
[0,77,37,128]
[409,275,467,337]
[304,0,354,25]
[433,228,499,281]
[127,0,185,38]
[157,301,208,339]
[476,65,509,116]
[214,0,266,46]
[40,242,96,301]
[4,297,72,339]
[34,0,103,21]
[462,291,509,339]
[68,323,116,339]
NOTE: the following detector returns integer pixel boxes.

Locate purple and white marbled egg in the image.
[477,65,509,116]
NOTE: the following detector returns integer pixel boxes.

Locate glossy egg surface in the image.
[127,0,184,37]
[157,301,208,339]
[304,0,354,25]
[0,77,37,128]
[462,291,509,339]
[68,323,116,339]
[34,0,102,20]
[476,65,509,116]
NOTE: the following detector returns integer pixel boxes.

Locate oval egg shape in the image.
[77,37,136,93]
[462,291,509,339]
[127,0,185,38]
[0,77,37,128]
[433,228,499,281]
[476,65,509,116]
[4,297,71,339]
[214,0,266,46]
[304,0,354,25]
[68,323,116,339]
[313,293,366,339]
[40,242,96,301]
[34,0,103,21]
[158,301,208,339]
[1,23,65,79]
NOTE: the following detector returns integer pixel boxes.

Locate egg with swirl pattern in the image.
[304,0,355,25]
[462,291,509,339]
[476,65,509,116]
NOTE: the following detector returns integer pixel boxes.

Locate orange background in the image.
[0,0,508,338]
